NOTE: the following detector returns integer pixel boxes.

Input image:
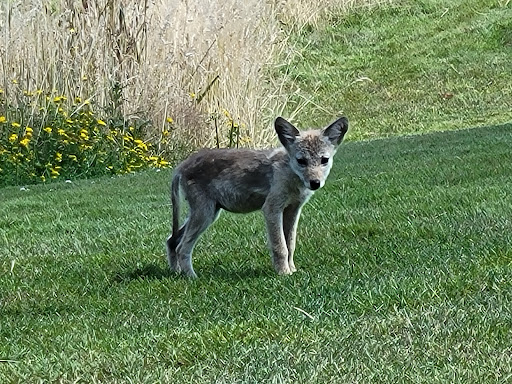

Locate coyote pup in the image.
[166,116,348,278]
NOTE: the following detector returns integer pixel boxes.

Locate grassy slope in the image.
[282,0,512,139]
[1,122,512,383]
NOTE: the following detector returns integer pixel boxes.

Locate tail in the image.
[171,171,181,238]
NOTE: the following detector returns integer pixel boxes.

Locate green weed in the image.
[0,91,171,186]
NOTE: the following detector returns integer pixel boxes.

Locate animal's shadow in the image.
[113,262,271,283]
[113,263,173,283]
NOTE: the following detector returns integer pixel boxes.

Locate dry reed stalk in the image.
[0,0,387,150]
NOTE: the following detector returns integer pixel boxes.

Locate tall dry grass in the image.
[0,0,384,152]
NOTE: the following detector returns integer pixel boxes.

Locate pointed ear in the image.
[275,117,300,149]
[322,116,348,146]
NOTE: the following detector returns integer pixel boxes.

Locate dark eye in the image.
[297,158,308,166]
[321,157,329,165]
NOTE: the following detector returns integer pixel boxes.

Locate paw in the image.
[275,265,292,275]
[180,266,198,279]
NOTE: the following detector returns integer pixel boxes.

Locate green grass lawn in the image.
[282,0,512,139]
[1,122,512,383]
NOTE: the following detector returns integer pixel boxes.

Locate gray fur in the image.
[166,116,348,278]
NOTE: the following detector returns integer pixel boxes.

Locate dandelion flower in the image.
[9,134,18,143]
[0,116,6,123]
[44,127,52,133]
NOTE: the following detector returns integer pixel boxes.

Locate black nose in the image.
[310,180,321,190]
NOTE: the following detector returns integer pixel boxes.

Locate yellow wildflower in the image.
[11,122,21,128]
[166,117,174,124]
[134,140,147,151]
[25,127,33,138]
[19,137,30,147]
[44,127,52,133]
[80,129,89,140]
[9,134,18,143]
[41,175,46,182]
[97,119,107,126]
[0,116,6,123]
[57,128,66,136]
[53,96,67,103]
[68,154,78,162]
[55,152,63,162]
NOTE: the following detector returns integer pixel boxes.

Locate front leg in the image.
[263,202,291,275]
[283,204,302,273]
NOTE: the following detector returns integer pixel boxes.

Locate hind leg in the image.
[166,223,186,273]
[176,204,220,278]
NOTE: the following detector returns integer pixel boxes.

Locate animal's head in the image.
[275,116,348,191]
